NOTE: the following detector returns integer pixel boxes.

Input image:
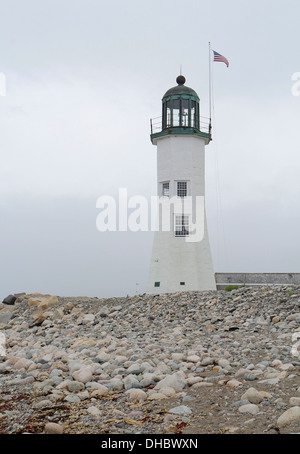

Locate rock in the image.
[38,295,59,312]
[33,399,53,409]
[2,295,17,305]
[78,391,90,400]
[0,311,13,324]
[290,397,300,406]
[201,357,214,366]
[164,414,178,424]
[126,389,147,401]
[258,378,279,385]
[271,359,282,367]
[241,388,265,404]
[91,386,109,397]
[259,391,273,400]
[96,351,111,363]
[82,314,95,325]
[238,404,260,415]
[28,297,42,307]
[172,353,185,362]
[187,355,201,363]
[159,386,176,397]
[191,382,213,389]
[13,358,34,370]
[44,423,64,434]
[232,399,251,407]
[127,363,143,375]
[87,406,101,416]
[148,392,168,400]
[280,363,294,371]
[66,381,85,393]
[218,358,231,370]
[244,373,258,381]
[71,338,96,349]
[108,379,124,391]
[64,395,81,405]
[51,309,64,321]
[154,372,187,392]
[169,405,192,416]
[186,377,203,386]
[140,373,155,388]
[56,379,72,390]
[124,375,141,390]
[73,367,93,384]
[235,368,248,379]
[226,379,242,388]
[277,406,300,429]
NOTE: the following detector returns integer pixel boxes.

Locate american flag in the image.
[213,50,229,67]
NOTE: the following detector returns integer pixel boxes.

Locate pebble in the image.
[0,287,300,434]
[277,406,300,429]
[244,373,258,381]
[87,406,101,416]
[126,389,147,401]
[239,404,260,415]
[154,372,187,392]
[169,405,192,416]
[44,423,64,434]
[67,381,85,393]
[241,388,265,404]
[226,379,242,388]
[290,397,300,406]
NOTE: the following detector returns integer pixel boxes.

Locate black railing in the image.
[150,115,211,135]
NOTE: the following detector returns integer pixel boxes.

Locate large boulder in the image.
[2,295,16,305]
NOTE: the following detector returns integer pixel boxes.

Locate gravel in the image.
[0,285,299,434]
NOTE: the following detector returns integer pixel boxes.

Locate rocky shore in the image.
[0,285,300,434]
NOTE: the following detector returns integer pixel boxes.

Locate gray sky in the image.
[0,0,300,300]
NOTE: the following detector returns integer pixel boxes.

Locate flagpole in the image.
[208,41,212,136]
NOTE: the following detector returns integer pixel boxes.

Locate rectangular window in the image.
[191,100,196,128]
[175,215,189,237]
[162,182,169,197]
[166,101,171,128]
[180,282,185,286]
[172,99,180,126]
[177,181,187,198]
[181,99,189,127]
[154,282,160,287]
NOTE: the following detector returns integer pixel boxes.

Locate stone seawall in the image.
[215,273,300,290]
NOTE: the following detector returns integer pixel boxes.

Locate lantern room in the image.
[150,75,211,145]
[162,75,200,130]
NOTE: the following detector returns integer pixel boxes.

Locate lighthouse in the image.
[147,75,216,294]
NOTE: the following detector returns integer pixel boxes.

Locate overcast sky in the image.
[0,0,300,300]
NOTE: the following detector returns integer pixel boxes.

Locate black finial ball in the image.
[176,75,186,85]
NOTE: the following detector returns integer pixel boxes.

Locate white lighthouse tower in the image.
[147,75,216,294]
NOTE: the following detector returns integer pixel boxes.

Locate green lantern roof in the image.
[162,75,199,101]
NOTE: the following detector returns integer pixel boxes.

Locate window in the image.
[191,100,196,127]
[181,99,189,127]
[154,282,160,287]
[177,181,187,198]
[172,99,180,126]
[162,182,169,197]
[180,282,185,286]
[166,101,171,128]
[175,215,189,237]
